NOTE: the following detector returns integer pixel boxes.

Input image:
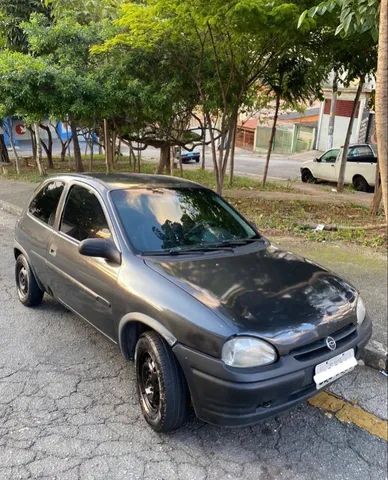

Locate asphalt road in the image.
[0,210,387,479]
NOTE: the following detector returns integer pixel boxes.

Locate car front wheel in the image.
[135,331,188,432]
[15,254,44,307]
[301,168,316,183]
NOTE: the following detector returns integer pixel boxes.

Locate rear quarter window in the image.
[29,181,65,226]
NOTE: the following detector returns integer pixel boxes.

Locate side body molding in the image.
[118,312,177,359]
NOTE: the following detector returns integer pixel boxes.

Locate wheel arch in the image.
[352,174,370,191]
[352,173,367,183]
[118,313,177,360]
[14,242,45,291]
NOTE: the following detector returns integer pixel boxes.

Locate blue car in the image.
[181,147,200,163]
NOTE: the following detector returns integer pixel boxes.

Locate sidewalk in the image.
[0,176,386,371]
[0,177,36,212]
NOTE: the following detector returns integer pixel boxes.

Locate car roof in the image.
[48,173,203,192]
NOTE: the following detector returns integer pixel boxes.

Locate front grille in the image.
[291,323,357,361]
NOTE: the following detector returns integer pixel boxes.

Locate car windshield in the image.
[110,187,258,254]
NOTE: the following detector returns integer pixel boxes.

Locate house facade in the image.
[315,82,375,151]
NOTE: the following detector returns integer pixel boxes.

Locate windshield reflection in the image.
[111,188,257,253]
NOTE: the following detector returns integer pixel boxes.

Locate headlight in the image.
[356,296,366,325]
[222,336,277,368]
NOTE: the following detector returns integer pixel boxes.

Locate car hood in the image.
[144,243,358,354]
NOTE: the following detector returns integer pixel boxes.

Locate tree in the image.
[100,0,317,193]
[375,0,387,222]
[261,50,326,186]
[0,50,54,175]
[22,13,112,172]
[299,0,385,218]
[0,0,52,169]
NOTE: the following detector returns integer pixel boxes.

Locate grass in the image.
[1,155,386,249]
[226,196,387,249]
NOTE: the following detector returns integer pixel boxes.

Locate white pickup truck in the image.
[301,144,377,192]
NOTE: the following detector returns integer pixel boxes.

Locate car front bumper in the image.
[173,317,372,427]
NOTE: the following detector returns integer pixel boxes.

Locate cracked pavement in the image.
[0,210,386,480]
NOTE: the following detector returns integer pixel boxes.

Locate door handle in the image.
[49,246,56,257]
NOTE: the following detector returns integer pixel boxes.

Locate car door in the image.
[315,149,339,181]
[47,182,120,339]
[18,180,65,289]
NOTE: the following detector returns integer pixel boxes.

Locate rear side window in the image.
[29,181,64,226]
[348,146,376,162]
[60,185,111,242]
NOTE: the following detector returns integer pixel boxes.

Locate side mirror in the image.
[315,157,321,162]
[79,238,121,265]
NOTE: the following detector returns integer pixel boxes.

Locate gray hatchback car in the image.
[14,173,372,432]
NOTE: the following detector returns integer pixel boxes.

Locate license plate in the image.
[314,349,357,389]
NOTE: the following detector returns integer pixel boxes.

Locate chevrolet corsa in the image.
[14,174,372,432]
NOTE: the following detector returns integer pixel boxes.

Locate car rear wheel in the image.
[353,175,370,192]
[301,169,316,183]
[135,331,188,432]
[15,254,44,307]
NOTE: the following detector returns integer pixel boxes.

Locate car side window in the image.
[348,146,375,162]
[320,149,339,163]
[29,181,65,226]
[60,185,112,242]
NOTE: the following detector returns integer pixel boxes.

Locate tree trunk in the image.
[39,124,53,169]
[70,122,83,173]
[375,0,388,222]
[9,119,21,174]
[205,111,220,187]
[89,134,94,171]
[28,126,37,165]
[263,93,281,187]
[158,144,170,174]
[327,72,338,150]
[337,76,365,192]
[229,115,237,186]
[170,147,174,176]
[33,123,46,176]
[137,142,141,173]
[0,132,10,164]
[201,115,207,170]
[103,119,113,174]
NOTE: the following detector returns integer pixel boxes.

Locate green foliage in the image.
[299,0,379,41]
[0,50,57,122]
[0,0,51,51]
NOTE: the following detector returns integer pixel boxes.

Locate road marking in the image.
[309,391,388,441]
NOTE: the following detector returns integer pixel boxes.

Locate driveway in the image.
[0,210,386,480]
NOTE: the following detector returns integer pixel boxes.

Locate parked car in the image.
[181,146,200,163]
[301,144,377,191]
[14,173,371,432]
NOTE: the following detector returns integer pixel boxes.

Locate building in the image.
[315,81,375,151]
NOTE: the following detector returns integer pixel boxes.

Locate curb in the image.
[0,197,387,373]
[360,340,388,372]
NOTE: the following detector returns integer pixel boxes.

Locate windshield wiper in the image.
[141,238,263,256]
[168,245,234,254]
[142,244,234,256]
[212,237,264,248]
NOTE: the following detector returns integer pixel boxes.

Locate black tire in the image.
[195,158,200,163]
[353,175,370,192]
[15,254,44,307]
[135,331,188,432]
[301,168,316,183]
